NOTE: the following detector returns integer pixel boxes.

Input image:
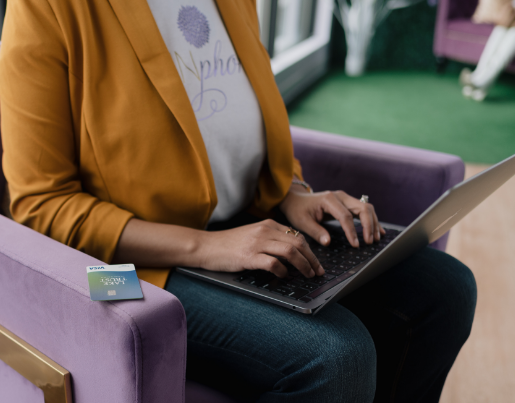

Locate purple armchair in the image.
[434,0,515,71]
[0,126,464,403]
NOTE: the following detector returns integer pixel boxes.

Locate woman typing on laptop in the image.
[0,0,476,401]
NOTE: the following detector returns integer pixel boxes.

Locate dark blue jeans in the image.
[166,247,476,403]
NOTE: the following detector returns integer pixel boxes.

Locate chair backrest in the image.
[448,0,479,20]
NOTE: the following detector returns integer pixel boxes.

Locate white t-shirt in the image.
[146,0,266,223]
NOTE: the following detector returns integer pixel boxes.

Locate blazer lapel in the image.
[107,0,217,206]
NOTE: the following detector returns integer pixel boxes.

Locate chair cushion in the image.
[449,0,479,19]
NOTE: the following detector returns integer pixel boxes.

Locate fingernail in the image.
[309,269,315,278]
[321,235,330,245]
[318,265,325,275]
[354,236,359,246]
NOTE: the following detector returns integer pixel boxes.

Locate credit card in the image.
[87,264,143,301]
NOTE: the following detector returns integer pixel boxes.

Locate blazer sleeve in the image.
[0,0,134,263]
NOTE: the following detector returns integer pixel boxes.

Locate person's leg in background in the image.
[471,27,515,88]
[461,25,507,84]
[166,272,377,403]
[461,23,515,101]
[341,246,477,403]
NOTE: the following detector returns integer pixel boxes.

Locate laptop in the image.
[178,153,515,315]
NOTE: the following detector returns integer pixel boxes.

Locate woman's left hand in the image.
[279,188,385,248]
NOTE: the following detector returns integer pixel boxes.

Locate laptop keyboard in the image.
[234,226,401,303]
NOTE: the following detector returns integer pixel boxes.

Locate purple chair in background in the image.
[434,0,515,71]
[0,125,464,403]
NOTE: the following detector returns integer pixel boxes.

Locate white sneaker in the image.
[459,68,473,87]
[462,83,488,101]
[462,85,474,98]
[471,88,487,102]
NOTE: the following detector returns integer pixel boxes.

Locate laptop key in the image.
[339,269,359,280]
[259,277,282,290]
[300,283,319,291]
[284,279,305,288]
[326,268,344,276]
[309,277,329,285]
[326,258,340,266]
[285,288,310,300]
[242,278,269,288]
[333,264,351,272]
[271,286,294,296]
[310,273,336,284]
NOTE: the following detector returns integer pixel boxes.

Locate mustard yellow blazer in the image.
[0,0,303,288]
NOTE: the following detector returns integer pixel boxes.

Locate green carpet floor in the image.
[288,71,515,164]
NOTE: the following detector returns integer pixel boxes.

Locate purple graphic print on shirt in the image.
[176,5,243,121]
[177,6,210,48]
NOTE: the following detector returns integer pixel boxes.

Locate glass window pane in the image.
[274,0,316,55]
[257,0,272,52]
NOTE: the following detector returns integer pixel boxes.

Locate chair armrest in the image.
[291,126,465,251]
[0,216,186,403]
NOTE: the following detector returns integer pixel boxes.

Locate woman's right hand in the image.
[198,219,325,278]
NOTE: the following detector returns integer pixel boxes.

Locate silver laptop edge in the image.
[178,153,515,315]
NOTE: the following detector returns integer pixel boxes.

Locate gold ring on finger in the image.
[286,227,300,237]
